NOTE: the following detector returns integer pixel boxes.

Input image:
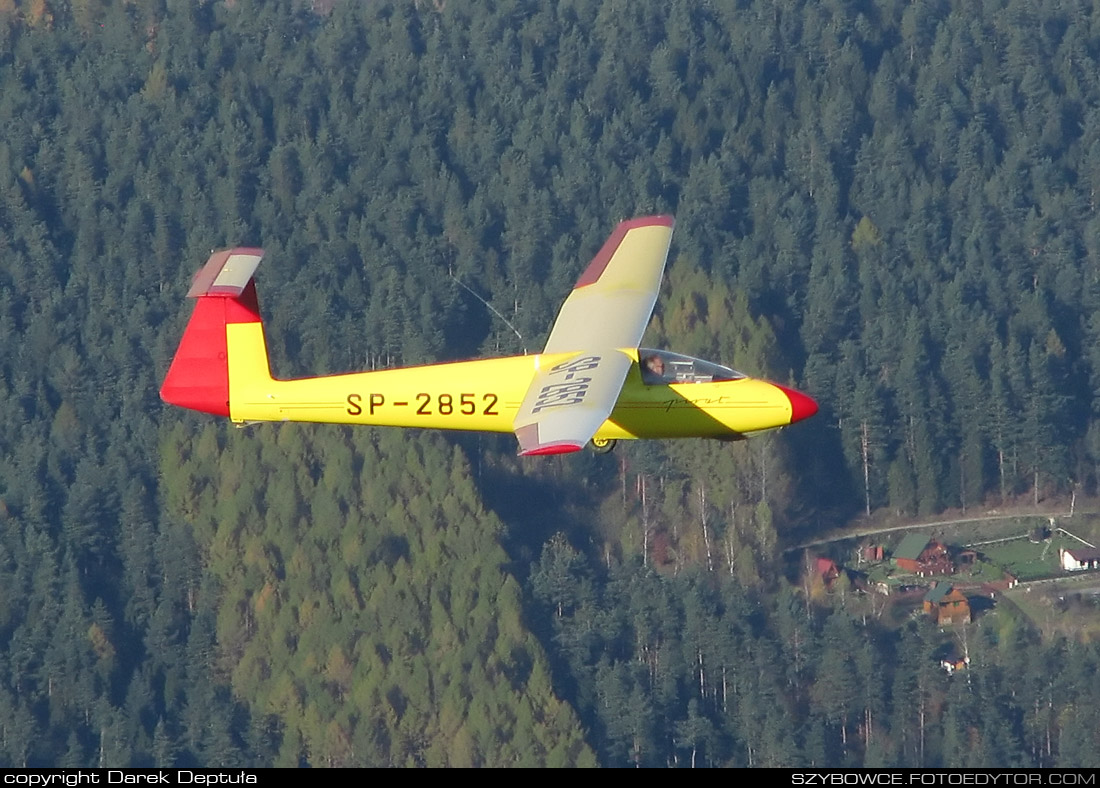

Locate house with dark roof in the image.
[923,583,971,625]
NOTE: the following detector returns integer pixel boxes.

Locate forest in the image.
[1,0,1100,767]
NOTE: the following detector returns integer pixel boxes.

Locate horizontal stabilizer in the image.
[187,248,264,298]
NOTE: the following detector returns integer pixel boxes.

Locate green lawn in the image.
[978,534,1088,580]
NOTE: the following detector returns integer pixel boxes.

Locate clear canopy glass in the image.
[638,348,745,385]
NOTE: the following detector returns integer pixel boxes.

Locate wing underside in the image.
[513,350,634,455]
[512,216,674,454]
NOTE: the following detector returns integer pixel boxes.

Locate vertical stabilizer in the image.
[160,249,268,416]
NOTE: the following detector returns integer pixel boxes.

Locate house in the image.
[894,534,954,576]
[923,583,971,625]
[894,533,929,572]
[814,557,841,585]
[941,656,970,674]
[861,544,884,562]
[1060,547,1100,571]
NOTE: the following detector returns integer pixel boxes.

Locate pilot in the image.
[643,354,665,383]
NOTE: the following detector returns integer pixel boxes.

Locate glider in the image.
[161,216,817,455]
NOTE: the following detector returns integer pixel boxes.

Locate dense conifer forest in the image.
[2,0,1100,767]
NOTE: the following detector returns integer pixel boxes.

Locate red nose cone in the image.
[777,384,818,423]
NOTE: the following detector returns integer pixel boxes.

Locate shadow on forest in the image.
[454,432,619,578]
[780,411,861,543]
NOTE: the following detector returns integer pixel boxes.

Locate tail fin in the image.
[160,248,268,417]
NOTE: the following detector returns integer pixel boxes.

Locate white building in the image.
[1060,547,1100,571]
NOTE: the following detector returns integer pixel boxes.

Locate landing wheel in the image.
[590,437,616,454]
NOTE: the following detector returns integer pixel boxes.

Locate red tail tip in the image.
[160,297,232,416]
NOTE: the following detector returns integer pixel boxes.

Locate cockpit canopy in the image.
[638,348,745,385]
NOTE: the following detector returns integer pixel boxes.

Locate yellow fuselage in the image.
[227,324,796,440]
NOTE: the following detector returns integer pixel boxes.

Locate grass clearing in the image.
[976,532,1091,581]
[1004,576,1100,640]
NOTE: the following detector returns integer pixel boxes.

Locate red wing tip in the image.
[618,215,674,230]
[776,384,819,423]
[519,442,584,457]
[575,215,675,288]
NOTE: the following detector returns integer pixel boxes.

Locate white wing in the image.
[543,216,674,353]
[512,216,674,454]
